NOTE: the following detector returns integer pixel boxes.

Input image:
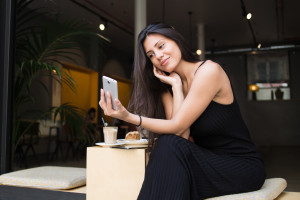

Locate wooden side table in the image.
[87,147,148,200]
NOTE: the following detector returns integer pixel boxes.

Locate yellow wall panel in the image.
[62,65,99,123]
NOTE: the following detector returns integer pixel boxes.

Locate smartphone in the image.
[102,76,118,110]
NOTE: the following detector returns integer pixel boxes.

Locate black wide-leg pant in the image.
[137,135,265,200]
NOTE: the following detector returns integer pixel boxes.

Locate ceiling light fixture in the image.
[257,43,261,49]
[196,49,202,55]
[99,23,105,31]
[246,13,252,20]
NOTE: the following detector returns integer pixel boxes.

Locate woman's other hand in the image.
[99,89,129,120]
[153,66,182,88]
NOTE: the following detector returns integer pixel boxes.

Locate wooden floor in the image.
[276,192,300,200]
[259,146,300,192]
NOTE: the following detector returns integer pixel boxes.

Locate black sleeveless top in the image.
[190,61,261,158]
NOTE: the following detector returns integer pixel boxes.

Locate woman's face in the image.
[143,33,182,73]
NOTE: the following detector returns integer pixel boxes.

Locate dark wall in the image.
[211,50,300,146]
[99,45,134,78]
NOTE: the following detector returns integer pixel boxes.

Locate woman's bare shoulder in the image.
[195,60,223,80]
[202,60,222,70]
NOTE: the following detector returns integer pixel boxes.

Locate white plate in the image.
[117,139,148,145]
[95,142,125,147]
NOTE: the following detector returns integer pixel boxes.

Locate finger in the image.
[153,66,160,77]
[159,70,164,75]
[114,98,123,110]
[99,89,106,107]
[153,66,158,74]
[99,90,108,114]
[100,89,104,101]
[153,66,164,77]
[158,69,166,76]
[155,66,163,75]
[106,92,113,112]
[100,88,103,95]
[99,90,107,107]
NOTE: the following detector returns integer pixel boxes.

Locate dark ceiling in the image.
[29,0,300,55]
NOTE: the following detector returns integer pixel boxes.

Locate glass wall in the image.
[247,52,290,101]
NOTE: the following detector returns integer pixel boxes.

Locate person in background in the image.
[86,108,96,123]
[85,108,98,144]
[99,22,265,199]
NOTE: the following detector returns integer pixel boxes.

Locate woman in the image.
[99,23,265,199]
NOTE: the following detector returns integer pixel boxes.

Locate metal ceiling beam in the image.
[240,0,258,46]
[205,44,300,55]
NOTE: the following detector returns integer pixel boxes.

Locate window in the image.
[247,52,290,101]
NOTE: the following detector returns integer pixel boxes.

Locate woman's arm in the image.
[154,66,185,118]
[158,70,190,139]
[100,61,223,135]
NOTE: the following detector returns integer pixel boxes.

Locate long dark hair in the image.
[128,22,199,147]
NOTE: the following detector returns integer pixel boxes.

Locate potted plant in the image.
[13,0,106,162]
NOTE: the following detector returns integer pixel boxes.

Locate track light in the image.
[246,13,252,20]
[257,43,261,49]
[99,23,105,31]
[196,49,202,55]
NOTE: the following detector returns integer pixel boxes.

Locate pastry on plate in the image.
[125,131,140,140]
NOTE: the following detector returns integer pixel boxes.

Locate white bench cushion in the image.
[0,166,86,190]
[207,178,287,200]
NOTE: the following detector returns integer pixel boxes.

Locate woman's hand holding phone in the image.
[100,76,129,121]
[102,76,119,110]
[99,89,129,121]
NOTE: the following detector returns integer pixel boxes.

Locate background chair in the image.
[15,120,40,168]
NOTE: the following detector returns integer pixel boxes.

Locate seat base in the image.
[0,166,86,190]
